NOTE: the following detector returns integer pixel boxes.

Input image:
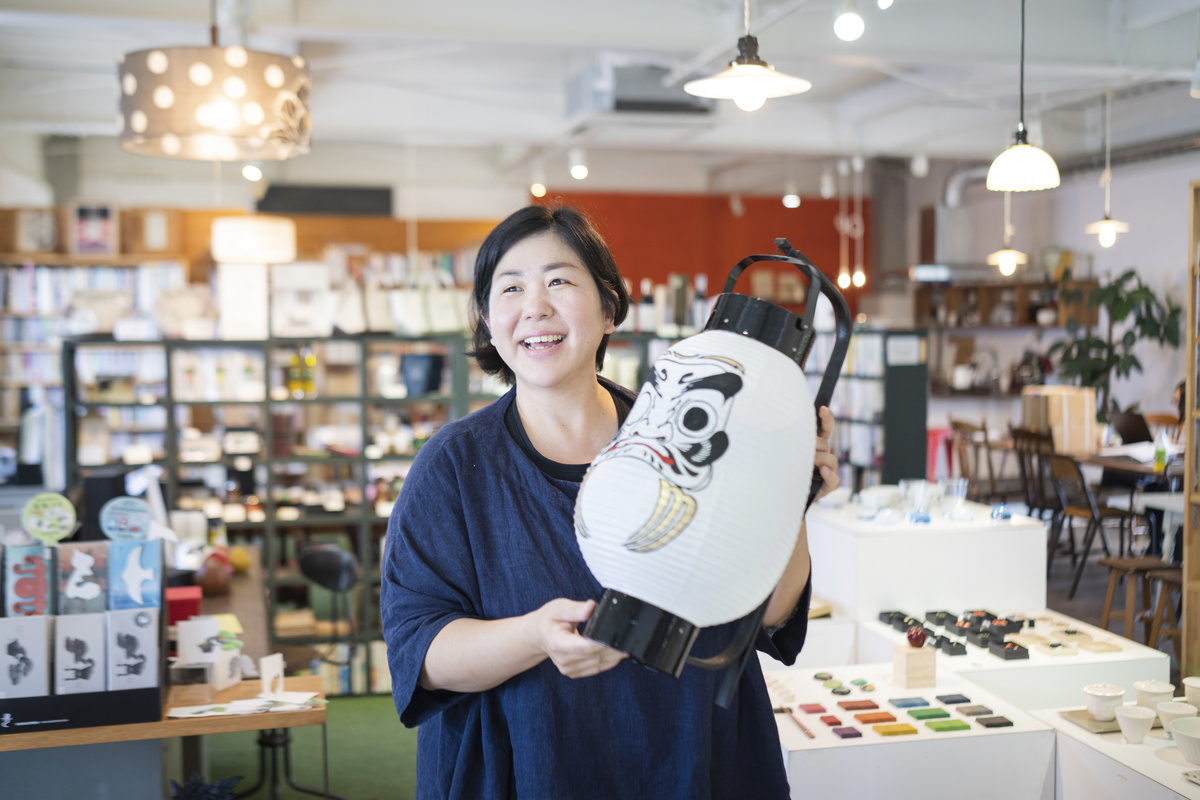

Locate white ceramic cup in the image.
[1158,701,1197,737]
[1114,704,1156,744]
[1172,717,1200,765]
[1183,676,1200,710]
[1134,680,1175,716]
[1084,683,1126,721]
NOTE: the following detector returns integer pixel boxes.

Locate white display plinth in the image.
[806,501,1046,622]
[762,616,858,670]
[1030,706,1200,799]
[857,610,1170,710]
[766,663,1055,800]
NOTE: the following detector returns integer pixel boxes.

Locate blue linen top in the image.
[381,380,811,799]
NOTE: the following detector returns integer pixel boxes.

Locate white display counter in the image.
[1030,706,1200,799]
[806,500,1046,622]
[766,663,1055,800]
[856,610,1170,710]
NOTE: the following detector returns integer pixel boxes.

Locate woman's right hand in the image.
[524,598,626,679]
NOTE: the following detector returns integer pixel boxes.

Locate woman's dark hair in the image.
[468,205,630,384]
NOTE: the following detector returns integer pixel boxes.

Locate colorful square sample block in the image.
[0,614,51,698]
[55,612,106,694]
[798,703,826,714]
[855,712,897,724]
[838,700,878,711]
[820,715,841,726]
[936,694,971,705]
[976,716,1014,728]
[957,705,993,716]
[874,724,918,736]
[926,719,971,732]
[57,541,109,614]
[5,545,53,616]
[832,727,862,739]
[889,697,930,708]
[908,707,950,720]
[107,608,159,691]
[109,539,162,609]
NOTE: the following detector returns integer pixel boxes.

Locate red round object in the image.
[906,625,927,648]
[196,554,233,597]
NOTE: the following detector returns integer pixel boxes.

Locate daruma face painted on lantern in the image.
[575,330,816,628]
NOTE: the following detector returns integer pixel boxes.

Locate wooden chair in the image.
[1143,411,1182,444]
[1010,427,1067,574]
[1046,453,1140,599]
[1147,567,1183,653]
[949,418,1022,504]
[1097,556,1164,642]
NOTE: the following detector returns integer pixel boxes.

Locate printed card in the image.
[57,541,109,614]
[107,608,159,691]
[4,545,54,617]
[108,539,162,610]
[0,615,51,699]
[54,612,107,695]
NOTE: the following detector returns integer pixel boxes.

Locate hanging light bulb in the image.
[782,179,800,208]
[852,270,866,287]
[1085,89,1129,248]
[986,0,1060,192]
[834,0,866,42]
[684,0,812,112]
[241,163,262,182]
[819,169,835,199]
[987,191,1027,276]
[877,0,894,8]
[910,153,929,178]
[568,147,589,180]
[837,272,851,289]
[530,163,547,198]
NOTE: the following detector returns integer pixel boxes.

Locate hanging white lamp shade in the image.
[986,247,1026,277]
[986,130,1060,192]
[118,46,311,161]
[1085,217,1129,248]
[575,240,851,700]
[684,36,811,112]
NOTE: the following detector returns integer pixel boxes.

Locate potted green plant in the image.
[1048,268,1182,420]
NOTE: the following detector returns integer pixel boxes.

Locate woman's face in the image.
[485,232,614,393]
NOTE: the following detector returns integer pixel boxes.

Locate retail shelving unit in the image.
[808,328,928,489]
[1184,181,1200,676]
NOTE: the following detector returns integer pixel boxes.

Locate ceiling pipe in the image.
[943,165,989,208]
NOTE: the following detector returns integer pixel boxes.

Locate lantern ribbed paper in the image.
[575,330,815,628]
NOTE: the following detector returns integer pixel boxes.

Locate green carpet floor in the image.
[206,695,417,799]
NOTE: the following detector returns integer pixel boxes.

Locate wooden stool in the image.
[1097,556,1166,642]
[1147,567,1183,653]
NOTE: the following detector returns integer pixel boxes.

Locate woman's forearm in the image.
[419,614,545,693]
[764,519,812,628]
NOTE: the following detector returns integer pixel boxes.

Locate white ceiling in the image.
[3,0,1200,191]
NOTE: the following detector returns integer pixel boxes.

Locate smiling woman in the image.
[380,204,837,800]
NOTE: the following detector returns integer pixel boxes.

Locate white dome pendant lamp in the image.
[575,238,852,708]
[986,0,1059,192]
[684,0,812,112]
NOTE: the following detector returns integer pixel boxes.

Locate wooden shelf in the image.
[915,279,1100,330]
[0,252,186,266]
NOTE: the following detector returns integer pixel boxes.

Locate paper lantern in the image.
[575,239,851,700]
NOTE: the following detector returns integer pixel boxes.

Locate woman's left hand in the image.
[812,406,840,502]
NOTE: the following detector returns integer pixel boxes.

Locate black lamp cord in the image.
[1018,0,1026,137]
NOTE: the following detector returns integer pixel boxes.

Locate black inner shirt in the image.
[504,386,632,482]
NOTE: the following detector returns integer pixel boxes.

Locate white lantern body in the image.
[575,329,815,628]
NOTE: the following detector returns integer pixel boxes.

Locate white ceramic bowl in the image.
[1173,717,1200,765]
[1183,676,1200,709]
[1158,701,1197,736]
[1134,680,1175,714]
[1115,705,1156,744]
[1084,683,1126,721]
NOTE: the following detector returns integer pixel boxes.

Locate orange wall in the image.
[535,190,869,314]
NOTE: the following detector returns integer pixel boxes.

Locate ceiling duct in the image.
[568,58,715,117]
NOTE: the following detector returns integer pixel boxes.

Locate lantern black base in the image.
[583,589,699,678]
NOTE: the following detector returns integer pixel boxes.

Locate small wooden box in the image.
[893,644,936,688]
[121,207,181,254]
[0,207,59,253]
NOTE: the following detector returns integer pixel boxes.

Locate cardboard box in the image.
[108,608,159,690]
[1021,385,1098,453]
[893,645,936,689]
[57,541,109,614]
[55,612,107,695]
[0,615,52,698]
[5,545,54,617]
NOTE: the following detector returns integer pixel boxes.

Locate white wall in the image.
[0,132,53,206]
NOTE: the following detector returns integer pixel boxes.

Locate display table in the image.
[806,501,1046,622]
[857,610,1170,710]
[1030,706,1200,799]
[766,663,1055,800]
[0,675,325,798]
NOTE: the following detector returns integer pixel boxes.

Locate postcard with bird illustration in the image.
[109,539,162,610]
